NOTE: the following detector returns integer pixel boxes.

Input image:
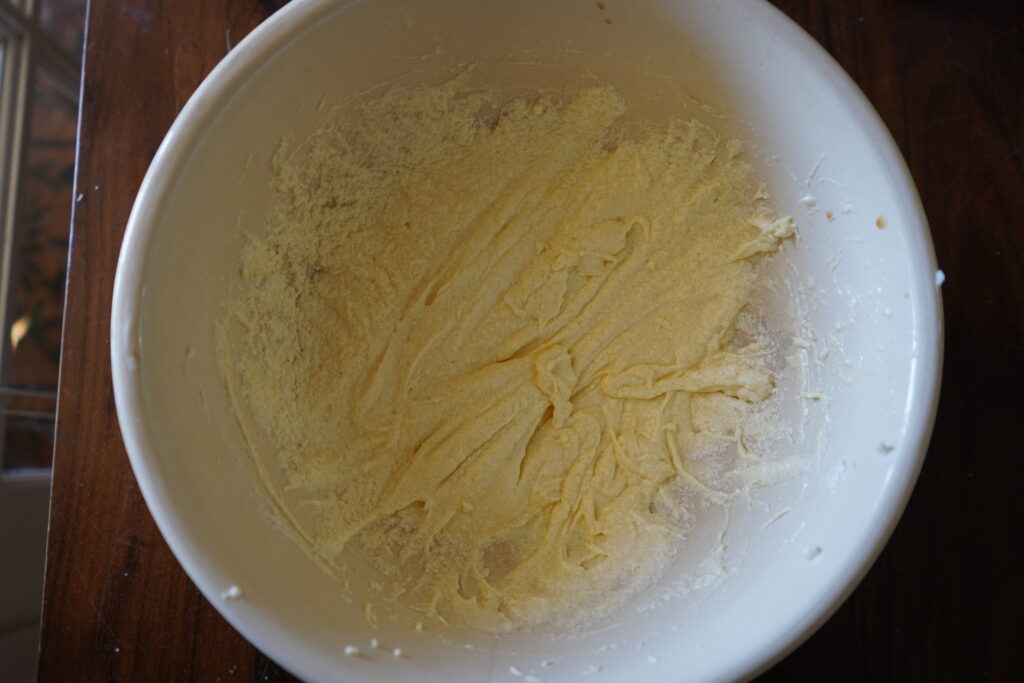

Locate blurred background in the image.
[0,0,84,680]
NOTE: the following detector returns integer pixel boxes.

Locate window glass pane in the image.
[2,71,78,470]
[39,0,87,59]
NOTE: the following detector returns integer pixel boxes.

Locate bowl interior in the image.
[113,0,940,681]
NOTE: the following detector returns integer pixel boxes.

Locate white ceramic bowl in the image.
[111,0,942,680]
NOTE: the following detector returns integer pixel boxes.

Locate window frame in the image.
[0,0,81,478]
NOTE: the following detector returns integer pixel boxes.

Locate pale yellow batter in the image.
[220,80,794,632]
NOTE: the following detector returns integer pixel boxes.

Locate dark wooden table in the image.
[38,1,1023,680]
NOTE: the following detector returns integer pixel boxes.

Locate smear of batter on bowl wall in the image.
[217,76,796,633]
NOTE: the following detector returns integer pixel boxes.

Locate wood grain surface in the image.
[38,0,1023,680]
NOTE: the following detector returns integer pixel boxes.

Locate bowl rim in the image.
[110,0,943,680]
